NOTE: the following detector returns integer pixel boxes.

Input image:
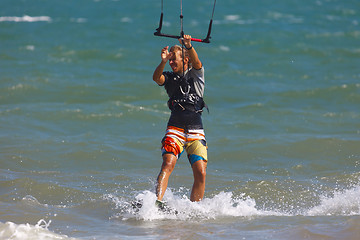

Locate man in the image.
[152,35,208,204]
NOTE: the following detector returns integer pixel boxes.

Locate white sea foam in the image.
[25,45,35,51]
[0,15,51,22]
[0,219,76,240]
[307,185,360,216]
[225,15,240,21]
[120,17,132,23]
[70,18,87,23]
[109,183,360,221]
[110,190,283,221]
[219,45,230,52]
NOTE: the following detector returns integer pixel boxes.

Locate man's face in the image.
[169,50,187,74]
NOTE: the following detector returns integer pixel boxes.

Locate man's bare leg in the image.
[190,160,207,202]
[156,153,177,201]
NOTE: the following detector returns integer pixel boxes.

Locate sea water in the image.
[1,0,360,239]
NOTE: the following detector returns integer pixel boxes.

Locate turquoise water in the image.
[1,0,360,239]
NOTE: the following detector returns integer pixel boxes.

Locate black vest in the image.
[164,71,207,113]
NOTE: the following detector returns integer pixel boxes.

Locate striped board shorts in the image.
[161,126,208,166]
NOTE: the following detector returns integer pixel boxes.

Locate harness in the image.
[164,72,208,113]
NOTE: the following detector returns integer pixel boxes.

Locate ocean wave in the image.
[216,12,303,26]
[307,186,360,216]
[0,15,52,22]
[109,181,360,221]
[109,190,284,221]
[0,219,75,240]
